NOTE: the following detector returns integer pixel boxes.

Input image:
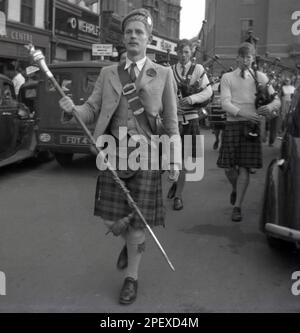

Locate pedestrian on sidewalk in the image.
[59,8,181,305]
[279,77,295,134]
[217,42,280,222]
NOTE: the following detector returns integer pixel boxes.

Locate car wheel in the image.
[36,151,54,163]
[266,235,293,251]
[55,153,73,166]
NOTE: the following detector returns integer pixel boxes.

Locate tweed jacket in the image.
[65,58,181,165]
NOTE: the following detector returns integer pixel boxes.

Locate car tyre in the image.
[36,151,54,163]
[55,153,73,166]
[266,235,294,251]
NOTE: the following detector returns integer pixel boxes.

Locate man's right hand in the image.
[237,109,260,122]
[59,96,75,114]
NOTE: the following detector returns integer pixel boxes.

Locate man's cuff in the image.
[61,111,74,124]
[233,108,241,117]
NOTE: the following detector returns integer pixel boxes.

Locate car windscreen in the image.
[0,83,18,107]
[82,73,99,95]
[47,73,72,93]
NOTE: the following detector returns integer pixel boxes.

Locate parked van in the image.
[36,61,112,166]
[0,74,40,168]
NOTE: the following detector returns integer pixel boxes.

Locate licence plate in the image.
[60,135,90,146]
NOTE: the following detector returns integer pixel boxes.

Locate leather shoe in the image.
[167,183,177,199]
[119,277,138,305]
[117,245,128,270]
[231,207,242,222]
[173,197,183,210]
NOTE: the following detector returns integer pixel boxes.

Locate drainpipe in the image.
[51,0,56,61]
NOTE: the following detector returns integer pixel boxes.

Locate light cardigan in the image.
[220,68,277,122]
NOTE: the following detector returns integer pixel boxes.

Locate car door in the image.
[0,80,19,158]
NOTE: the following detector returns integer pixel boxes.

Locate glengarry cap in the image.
[122,8,153,34]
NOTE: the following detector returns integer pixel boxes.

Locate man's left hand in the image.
[257,104,273,117]
[179,97,192,107]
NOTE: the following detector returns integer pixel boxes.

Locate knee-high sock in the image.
[225,167,238,192]
[175,170,186,198]
[125,227,146,280]
[235,167,250,208]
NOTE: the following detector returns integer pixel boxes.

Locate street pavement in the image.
[0,129,299,313]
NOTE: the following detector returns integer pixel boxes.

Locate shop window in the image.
[0,0,7,13]
[240,19,254,42]
[21,0,34,25]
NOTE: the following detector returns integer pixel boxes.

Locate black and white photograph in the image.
[0,0,300,318]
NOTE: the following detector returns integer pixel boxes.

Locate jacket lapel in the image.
[109,65,122,96]
[136,58,157,92]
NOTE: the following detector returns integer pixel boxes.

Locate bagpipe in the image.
[246,67,278,113]
[175,52,226,110]
[255,54,299,89]
[244,66,279,141]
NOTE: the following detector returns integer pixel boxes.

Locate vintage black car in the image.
[260,83,300,249]
[0,74,41,168]
[36,61,112,166]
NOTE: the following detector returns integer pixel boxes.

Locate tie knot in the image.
[240,67,246,79]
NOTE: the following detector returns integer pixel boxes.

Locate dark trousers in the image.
[266,117,278,145]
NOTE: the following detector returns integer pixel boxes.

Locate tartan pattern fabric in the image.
[94,170,165,229]
[179,118,201,159]
[217,121,263,169]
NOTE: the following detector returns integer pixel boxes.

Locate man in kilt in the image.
[168,39,213,210]
[59,8,181,304]
[217,42,280,222]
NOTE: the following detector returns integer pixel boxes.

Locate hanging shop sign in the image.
[92,44,113,56]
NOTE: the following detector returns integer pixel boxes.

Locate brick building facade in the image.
[203,0,300,75]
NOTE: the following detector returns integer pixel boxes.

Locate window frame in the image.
[0,0,7,14]
[20,0,35,26]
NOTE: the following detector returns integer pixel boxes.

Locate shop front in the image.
[52,2,101,62]
[147,34,178,65]
[0,22,50,75]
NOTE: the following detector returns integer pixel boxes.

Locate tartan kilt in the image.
[94,169,165,229]
[217,121,263,169]
[179,118,201,159]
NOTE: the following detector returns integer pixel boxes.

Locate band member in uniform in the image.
[217,42,280,222]
[59,8,181,305]
[168,39,213,210]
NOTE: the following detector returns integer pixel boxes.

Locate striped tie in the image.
[181,65,186,77]
[130,63,137,82]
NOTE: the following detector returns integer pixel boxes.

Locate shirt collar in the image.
[179,61,191,70]
[124,57,147,72]
[236,67,252,78]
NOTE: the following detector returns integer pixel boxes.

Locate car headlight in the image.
[39,133,52,143]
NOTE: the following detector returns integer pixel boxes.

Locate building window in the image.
[0,0,7,13]
[21,0,34,25]
[241,18,254,42]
